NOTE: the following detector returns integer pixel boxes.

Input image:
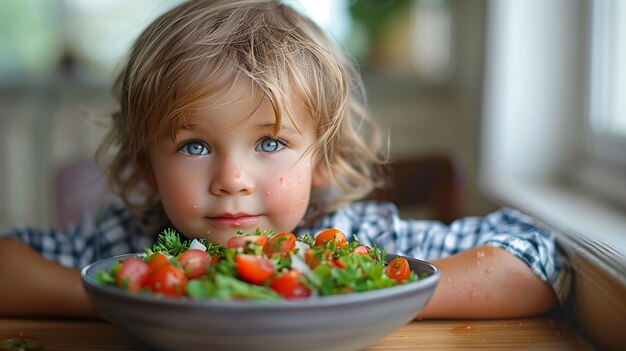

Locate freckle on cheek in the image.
[278,177,291,188]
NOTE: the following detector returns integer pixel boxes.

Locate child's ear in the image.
[311,162,330,188]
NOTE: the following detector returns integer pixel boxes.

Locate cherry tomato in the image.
[263,232,296,258]
[147,252,170,270]
[270,270,311,299]
[143,264,187,296]
[209,254,220,266]
[116,257,149,292]
[385,257,411,283]
[353,245,371,256]
[333,257,346,269]
[234,254,274,284]
[227,235,268,249]
[304,249,344,269]
[314,228,347,247]
[304,249,321,269]
[177,249,209,279]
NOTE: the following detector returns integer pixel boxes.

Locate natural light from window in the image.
[481,0,626,264]
[589,0,626,137]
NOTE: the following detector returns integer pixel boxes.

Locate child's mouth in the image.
[206,213,259,227]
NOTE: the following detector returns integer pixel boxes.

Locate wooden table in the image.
[0,317,593,350]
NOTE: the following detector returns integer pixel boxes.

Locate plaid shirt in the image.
[1,200,571,304]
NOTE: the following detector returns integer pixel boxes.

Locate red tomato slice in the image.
[269,270,311,299]
[147,252,170,270]
[143,264,187,296]
[385,257,411,283]
[177,249,209,279]
[263,232,296,258]
[234,254,274,284]
[352,245,371,256]
[314,228,347,247]
[304,249,344,269]
[116,257,149,292]
[209,254,220,266]
[304,249,320,269]
[333,257,346,269]
[227,235,268,249]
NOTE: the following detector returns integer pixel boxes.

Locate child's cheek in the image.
[265,174,310,214]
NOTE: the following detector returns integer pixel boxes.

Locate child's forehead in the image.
[175,79,311,135]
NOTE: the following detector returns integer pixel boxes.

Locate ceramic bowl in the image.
[81,253,439,351]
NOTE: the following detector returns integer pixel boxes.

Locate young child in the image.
[0,0,568,319]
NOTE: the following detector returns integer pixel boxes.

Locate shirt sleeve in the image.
[0,202,162,269]
[297,201,572,305]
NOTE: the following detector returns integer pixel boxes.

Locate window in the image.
[480,0,626,257]
[575,0,626,207]
[588,0,626,141]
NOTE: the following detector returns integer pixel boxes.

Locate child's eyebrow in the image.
[178,123,197,130]
[174,123,298,134]
[170,124,197,141]
[258,123,296,132]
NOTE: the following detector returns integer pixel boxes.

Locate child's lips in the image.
[206,213,260,227]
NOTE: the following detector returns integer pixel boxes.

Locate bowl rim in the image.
[81,253,440,309]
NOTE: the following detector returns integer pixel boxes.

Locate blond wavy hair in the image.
[98,0,387,221]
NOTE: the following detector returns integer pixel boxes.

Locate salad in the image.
[95,228,426,300]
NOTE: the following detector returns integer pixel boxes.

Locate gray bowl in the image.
[81,253,439,351]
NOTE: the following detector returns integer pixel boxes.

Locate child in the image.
[0,0,568,319]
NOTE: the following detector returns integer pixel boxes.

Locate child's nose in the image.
[209,158,255,196]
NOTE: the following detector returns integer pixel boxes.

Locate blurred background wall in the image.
[0,0,498,231]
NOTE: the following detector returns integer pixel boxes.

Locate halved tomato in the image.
[263,232,296,258]
[304,249,320,269]
[234,254,274,284]
[116,257,149,292]
[143,264,187,296]
[177,249,209,279]
[227,235,268,249]
[352,245,371,256]
[304,249,344,269]
[314,228,347,247]
[385,257,411,283]
[269,270,311,299]
[147,252,170,270]
[209,254,220,266]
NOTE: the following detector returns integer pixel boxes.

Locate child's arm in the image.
[0,202,160,318]
[0,238,99,318]
[417,245,558,319]
[309,202,571,319]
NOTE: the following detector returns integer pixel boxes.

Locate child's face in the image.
[147,82,325,244]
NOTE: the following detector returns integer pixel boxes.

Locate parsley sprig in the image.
[146,228,223,258]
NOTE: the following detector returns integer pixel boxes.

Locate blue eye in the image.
[256,138,285,153]
[181,141,208,155]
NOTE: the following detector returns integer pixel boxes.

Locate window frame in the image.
[574,0,626,208]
